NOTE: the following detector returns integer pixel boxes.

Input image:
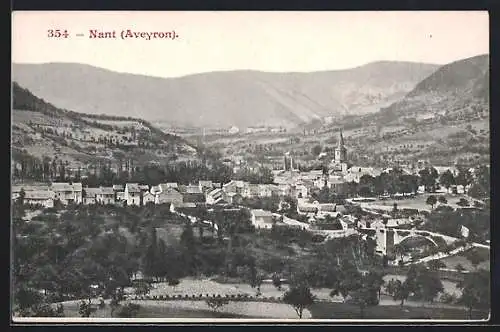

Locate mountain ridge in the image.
[12,60,440,128]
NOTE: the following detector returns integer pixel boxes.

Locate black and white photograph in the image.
[11,11,490,322]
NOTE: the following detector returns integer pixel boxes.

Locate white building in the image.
[24,190,55,208]
[125,183,141,206]
[250,209,275,229]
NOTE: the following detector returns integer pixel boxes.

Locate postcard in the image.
[11,10,490,323]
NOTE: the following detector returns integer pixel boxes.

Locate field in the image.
[57,299,300,319]
[438,247,490,271]
[358,193,469,212]
[52,298,487,320]
[309,302,488,320]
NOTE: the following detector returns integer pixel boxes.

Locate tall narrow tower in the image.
[334,129,347,163]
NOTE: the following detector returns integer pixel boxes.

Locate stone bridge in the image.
[363,227,460,256]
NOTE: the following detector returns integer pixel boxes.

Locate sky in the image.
[12,11,489,78]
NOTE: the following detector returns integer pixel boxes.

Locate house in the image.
[125,183,141,206]
[329,177,348,195]
[244,184,260,198]
[142,191,156,205]
[199,180,213,191]
[113,184,124,192]
[83,188,100,205]
[289,184,308,199]
[116,191,126,204]
[12,185,50,200]
[182,192,206,204]
[222,180,248,195]
[335,205,347,214]
[150,185,162,196]
[24,190,55,208]
[97,187,115,205]
[222,192,238,204]
[71,183,82,204]
[228,126,239,134]
[206,188,224,205]
[267,184,281,197]
[250,209,275,229]
[138,184,150,193]
[179,185,203,195]
[297,203,318,216]
[51,182,76,204]
[318,203,336,213]
[164,182,178,189]
[156,185,183,205]
[278,184,291,197]
[258,184,273,197]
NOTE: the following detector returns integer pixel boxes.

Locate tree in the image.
[456,168,473,189]
[419,167,439,192]
[386,279,410,307]
[464,250,486,270]
[168,278,180,289]
[78,299,96,317]
[392,243,407,262]
[457,198,470,207]
[205,298,229,314]
[468,184,488,200]
[272,272,282,291]
[426,195,437,209]
[329,260,362,301]
[134,281,152,296]
[456,269,490,319]
[438,196,448,205]
[17,188,26,206]
[283,281,315,319]
[312,145,322,156]
[415,268,444,303]
[439,170,456,193]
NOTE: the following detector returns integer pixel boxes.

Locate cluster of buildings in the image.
[12,131,463,210]
[11,181,218,209]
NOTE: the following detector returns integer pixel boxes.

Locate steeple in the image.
[337,129,345,149]
[334,128,347,164]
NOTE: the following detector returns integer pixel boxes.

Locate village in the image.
[11,130,489,268]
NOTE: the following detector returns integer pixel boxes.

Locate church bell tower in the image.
[334,129,347,163]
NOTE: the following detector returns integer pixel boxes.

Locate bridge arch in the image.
[396,234,439,248]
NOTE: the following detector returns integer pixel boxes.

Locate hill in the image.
[203,55,490,167]
[11,82,198,171]
[381,54,489,122]
[11,61,439,129]
[331,54,490,165]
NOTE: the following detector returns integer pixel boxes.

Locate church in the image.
[330,129,349,174]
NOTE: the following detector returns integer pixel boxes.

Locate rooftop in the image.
[25,190,55,200]
[251,209,273,217]
[126,183,141,193]
[51,182,74,191]
[99,187,114,195]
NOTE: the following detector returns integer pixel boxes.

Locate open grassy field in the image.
[359,193,468,212]
[438,247,490,271]
[55,297,487,320]
[55,299,308,319]
[309,301,489,320]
